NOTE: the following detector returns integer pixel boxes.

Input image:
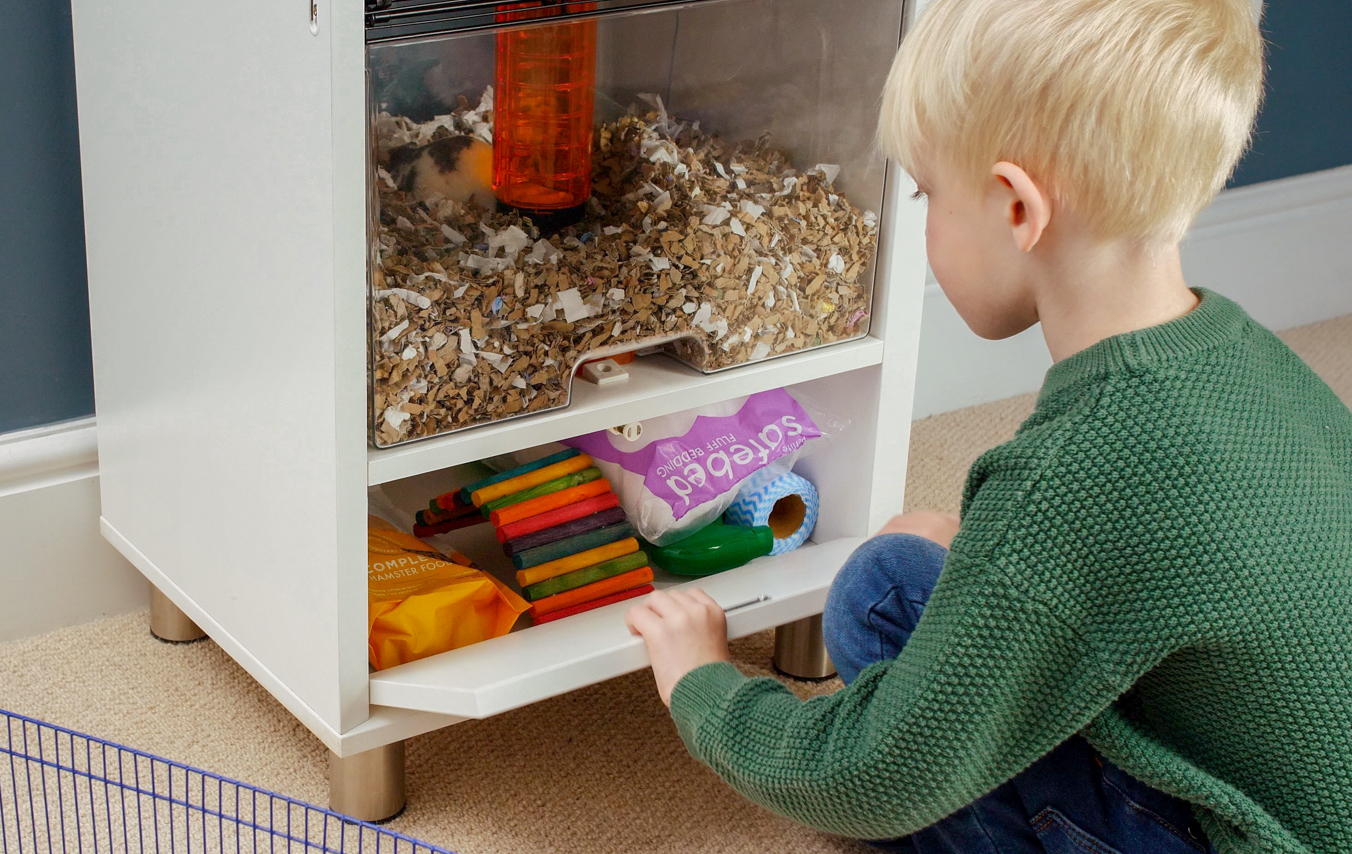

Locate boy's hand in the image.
[626,588,732,707]
[873,511,961,548]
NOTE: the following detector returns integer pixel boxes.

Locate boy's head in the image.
[880,0,1265,245]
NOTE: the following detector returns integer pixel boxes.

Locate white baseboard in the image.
[1181,165,1352,330]
[0,419,148,642]
[912,164,1352,418]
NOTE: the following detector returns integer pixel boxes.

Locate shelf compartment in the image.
[367,535,863,718]
[367,337,883,484]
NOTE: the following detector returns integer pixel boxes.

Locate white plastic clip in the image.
[581,359,629,387]
[607,422,644,442]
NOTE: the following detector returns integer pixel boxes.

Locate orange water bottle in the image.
[495,2,597,229]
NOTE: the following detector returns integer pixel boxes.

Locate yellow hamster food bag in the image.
[368,516,529,670]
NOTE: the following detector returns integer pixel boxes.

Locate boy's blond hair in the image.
[881,0,1265,243]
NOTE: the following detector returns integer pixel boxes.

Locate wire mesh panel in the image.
[0,710,454,854]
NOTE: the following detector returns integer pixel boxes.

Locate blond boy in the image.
[626,1,1352,851]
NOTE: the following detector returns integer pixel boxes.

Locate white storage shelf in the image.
[70,0,927,757]
[369,338,885,484]
[367,358,894,720]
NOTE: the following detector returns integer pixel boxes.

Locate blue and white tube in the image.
[725,471,820,556]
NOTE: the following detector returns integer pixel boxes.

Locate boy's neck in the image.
[1032,236,1198,364]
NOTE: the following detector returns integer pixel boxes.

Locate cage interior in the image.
[368,0,903,447]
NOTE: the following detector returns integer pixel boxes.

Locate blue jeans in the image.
[822,534,1214,854]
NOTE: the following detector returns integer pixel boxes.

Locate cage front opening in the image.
[369,0,900,447]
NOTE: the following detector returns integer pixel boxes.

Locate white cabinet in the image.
[69,0,926,771]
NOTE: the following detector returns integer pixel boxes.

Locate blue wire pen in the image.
[0,709,454,854]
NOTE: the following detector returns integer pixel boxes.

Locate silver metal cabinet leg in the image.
[773,614,837,680]
[149,586,207,643]
[329,741,406,823]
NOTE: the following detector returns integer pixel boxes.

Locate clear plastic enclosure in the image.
[368,0,903,447]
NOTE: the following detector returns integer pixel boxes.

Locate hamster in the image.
[386,136,496,213]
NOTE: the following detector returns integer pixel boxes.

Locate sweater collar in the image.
[1038,288,1250,404]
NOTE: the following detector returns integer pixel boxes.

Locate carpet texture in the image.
[1,313,1348,854]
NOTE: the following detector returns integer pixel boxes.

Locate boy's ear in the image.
[991,161,1051,252]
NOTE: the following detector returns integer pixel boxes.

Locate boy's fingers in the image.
[668,592,707,622]
[643,590,680,618]
[663,588,691,607]
[667,588,706,612]
[625,604,661,637]
[624,604,644,635]
[685,588,721,611]
[680,589,726,629]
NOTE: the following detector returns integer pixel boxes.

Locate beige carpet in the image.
[2,313,1348,854]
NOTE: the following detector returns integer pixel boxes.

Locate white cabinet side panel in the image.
[70,0,357,730]
[328,0,376,735]
[864,165,930,532]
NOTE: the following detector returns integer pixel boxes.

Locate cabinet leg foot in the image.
[329,741,406,824]
[149,586,207,643]
[772,614,836,681]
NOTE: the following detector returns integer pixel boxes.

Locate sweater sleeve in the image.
[668,552,1127,840]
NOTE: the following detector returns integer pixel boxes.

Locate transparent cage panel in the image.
[369,0,902,447]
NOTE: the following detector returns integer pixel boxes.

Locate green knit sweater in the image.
[670,289,1352,853]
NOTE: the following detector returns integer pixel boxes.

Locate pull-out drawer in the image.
[369,536,862,718]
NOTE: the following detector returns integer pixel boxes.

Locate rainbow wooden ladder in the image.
[419,449,654,624]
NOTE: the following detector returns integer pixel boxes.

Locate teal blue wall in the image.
[1230,2,1352,187]
[0,0,94,434]
[1,2,1349,434]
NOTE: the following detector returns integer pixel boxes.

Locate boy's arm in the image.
[667,551,1126,840]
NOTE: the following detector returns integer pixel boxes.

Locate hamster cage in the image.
[366,0,897,446]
